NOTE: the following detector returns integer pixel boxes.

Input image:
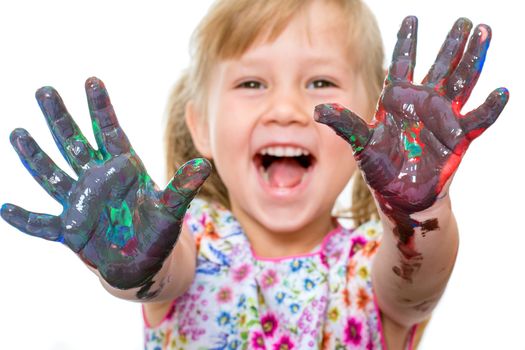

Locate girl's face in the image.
[189,2,370,239]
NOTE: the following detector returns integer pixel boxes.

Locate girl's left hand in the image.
[315,16,508,235]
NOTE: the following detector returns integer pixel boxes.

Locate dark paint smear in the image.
[392,250,423,283]
[136,276,166,300]
[381,201,437,283]
[315,17,508,283]
[421,218,439,237]
[0,77,212,293]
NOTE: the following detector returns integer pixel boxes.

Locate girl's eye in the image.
[236,80,265,89]
[307,79,337,89]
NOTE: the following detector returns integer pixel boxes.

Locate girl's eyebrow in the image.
[229,55,350,71]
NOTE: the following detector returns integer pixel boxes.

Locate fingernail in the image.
[173,159,212,194]
[495,87,510,105]
[1,203,14,217]
[456,18,472,33]
[314,103,344,123]
[86,77,110,110]
[474,24,491,44]
[35,86,61,118]
[85,76,104,91]
[400,16,417,37]
[0,203,24,227]
[10,129,38,157]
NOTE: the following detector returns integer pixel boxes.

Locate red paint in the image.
[315,17,508,284]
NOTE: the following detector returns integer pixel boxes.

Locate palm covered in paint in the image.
[315,17,508,215]
[1,78,210,295]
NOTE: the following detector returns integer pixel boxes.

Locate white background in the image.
[0,1,523,349]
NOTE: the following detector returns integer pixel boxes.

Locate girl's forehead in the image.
[220,1,350,63]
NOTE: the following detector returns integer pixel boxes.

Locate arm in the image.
[373,192,458,326]
[315,16,508,329]
[107,225,197,326]
[1,77,209,305]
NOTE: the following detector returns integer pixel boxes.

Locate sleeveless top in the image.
[143,198,418,349]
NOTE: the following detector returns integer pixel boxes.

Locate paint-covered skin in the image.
[1,77,211,297]
[315,17,508,243]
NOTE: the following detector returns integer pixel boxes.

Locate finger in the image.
[36,86,97,173]
[85,77,131,157]
[460,87,509,141]
[9,129,74,204]
[387,16,418,83]
[314,103,371,155]
[162,158,212,217]
[1,203,62,241]
[422,18,472,88]
[446,24,492,107]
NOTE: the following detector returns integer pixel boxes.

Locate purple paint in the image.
[315,17,508,282]
[1,77,211,297]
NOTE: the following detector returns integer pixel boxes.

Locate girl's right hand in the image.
[1,77,211,296]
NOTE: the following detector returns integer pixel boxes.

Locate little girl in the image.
[1,0,508,349]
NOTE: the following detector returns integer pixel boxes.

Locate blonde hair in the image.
[165,0,383,225]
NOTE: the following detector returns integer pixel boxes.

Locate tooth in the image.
[284,147,294,157]
[260,146,311,157]
[262,168,269,182]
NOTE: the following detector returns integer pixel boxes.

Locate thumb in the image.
[460,87,509,141]
[314,103,371,154]
[161,158,212,216]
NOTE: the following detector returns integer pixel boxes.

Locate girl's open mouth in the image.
[253,146,316,191]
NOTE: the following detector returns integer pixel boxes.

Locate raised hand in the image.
[1,77,211,298]
[315,17,508,242]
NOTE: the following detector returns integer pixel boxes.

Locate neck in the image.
[231,206,336,259]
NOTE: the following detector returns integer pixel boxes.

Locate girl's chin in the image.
[249,203,329,234]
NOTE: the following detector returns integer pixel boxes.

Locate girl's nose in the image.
[261,89,311,126]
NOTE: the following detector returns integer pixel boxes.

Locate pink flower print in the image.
[350,236,367,257]
[320,252,329,267]
[261,269,278,289]
[233,263,251,282]
[216,286,233,303]
[344,317,363,345]
[272,335,294,350]
[261,313,279,337]
[251,331,266,349]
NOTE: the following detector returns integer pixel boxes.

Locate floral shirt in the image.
[144,199,418,349]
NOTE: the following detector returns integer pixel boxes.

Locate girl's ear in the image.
[185,100,213,158]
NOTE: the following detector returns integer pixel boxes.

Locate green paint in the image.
[401,121,423,159]
[403,134,422,158]
[193,158,205,167]
[168,181,177,193]
[345,133,365,154]
[138,172,151,186]
[106,201,134,248]
[92,119,101,137]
